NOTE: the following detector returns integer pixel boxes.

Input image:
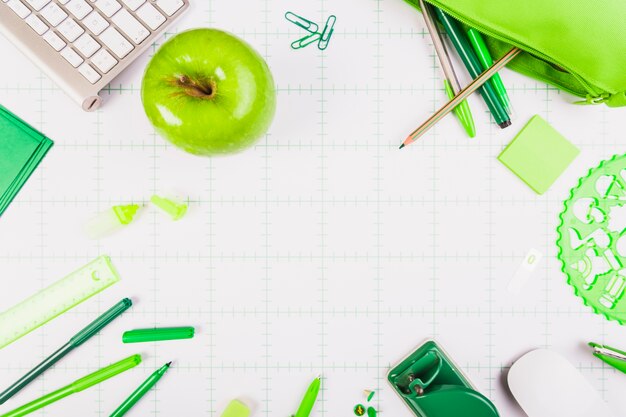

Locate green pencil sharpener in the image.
[388,340,500,417]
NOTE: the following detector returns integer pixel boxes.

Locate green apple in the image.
[141,29,276,156]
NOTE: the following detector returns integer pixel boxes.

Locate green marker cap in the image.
[112,204,140,225]
[150,195,188,220]
[122,327,195,343]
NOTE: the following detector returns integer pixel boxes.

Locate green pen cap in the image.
[122,327,195,343]
[150,195,187,221]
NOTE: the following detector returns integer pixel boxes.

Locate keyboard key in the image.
[91,48,117,73]
[24,0,50,11]
[60,46,83,67]
[100,27,133,58]
[94,0,120,17]
[57,0,69,4]
[40,2,67,26]
[57,18,84,42]
[83,10,109,35]
[43,30,66,50]
[111,9,149,44]
[155,0,183,16]
[78,63,101,83]
[25,14,48,35]
[7,0,31,18]
[121,0,143,11]
[74,33,100,57]
[65,0,92,19]
[136,3,164,30]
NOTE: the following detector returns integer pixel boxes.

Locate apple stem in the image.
[175,75,216,99]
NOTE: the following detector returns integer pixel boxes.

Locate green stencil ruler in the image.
[0,256,121,349]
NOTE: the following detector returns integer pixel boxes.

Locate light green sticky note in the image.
[221,400,250,417]
[498,115,579,194]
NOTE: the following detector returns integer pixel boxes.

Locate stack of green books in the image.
[0,105,53,217]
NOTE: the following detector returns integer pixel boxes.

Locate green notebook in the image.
[0,105,54,217]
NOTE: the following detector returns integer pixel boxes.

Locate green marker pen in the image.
[109,362,172,417]
[434,8,511,128]
[0,355,142,417]
[467,28,512,113]
[293,376,321,417]
[0,299,133,405]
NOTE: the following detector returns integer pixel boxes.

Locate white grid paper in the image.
[2,0,626,416]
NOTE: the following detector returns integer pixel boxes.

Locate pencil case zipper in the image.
[422,0,611,105]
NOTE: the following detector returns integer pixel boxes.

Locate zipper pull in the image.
[574,93,610,105]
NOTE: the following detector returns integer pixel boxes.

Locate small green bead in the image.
[353,404,366,416]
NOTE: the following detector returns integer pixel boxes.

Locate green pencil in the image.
[109,362,172,417]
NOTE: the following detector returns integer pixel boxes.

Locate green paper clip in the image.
[318,15,336,50]
[122,327,195,343]
[292,33,322,50]
[285,12,319,33]
[150,195,187,220]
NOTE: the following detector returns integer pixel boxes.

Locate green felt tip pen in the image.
[109,362,172,417]
[467,28,512,113]
[589,342,626,374]
[0,298,133,405]
[0,355,141,417]
[122,327,195,343]
[434,7,511,129]
[293,377,321,417]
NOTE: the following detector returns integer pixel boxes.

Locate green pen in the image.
[434,7,511,128]
[467,28,512,113]
[419,0,475,138]
[0,355,142,417]
[109,362,172,417]
[122,326,195,343]
[0,298,133,405]
[589,342,626,373]
[293,376,321,417]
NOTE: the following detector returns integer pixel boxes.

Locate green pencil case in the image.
[405,0,626,107]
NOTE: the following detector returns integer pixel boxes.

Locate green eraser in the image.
[221,400,250,417]
[498,115,579,194]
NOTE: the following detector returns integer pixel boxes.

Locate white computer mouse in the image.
[508,349,616,417]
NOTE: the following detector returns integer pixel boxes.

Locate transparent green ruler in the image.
[0,256,121,349]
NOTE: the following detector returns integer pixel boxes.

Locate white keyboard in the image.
[0,0,188,111]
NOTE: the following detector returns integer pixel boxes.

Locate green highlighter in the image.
[0,355,141,417]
